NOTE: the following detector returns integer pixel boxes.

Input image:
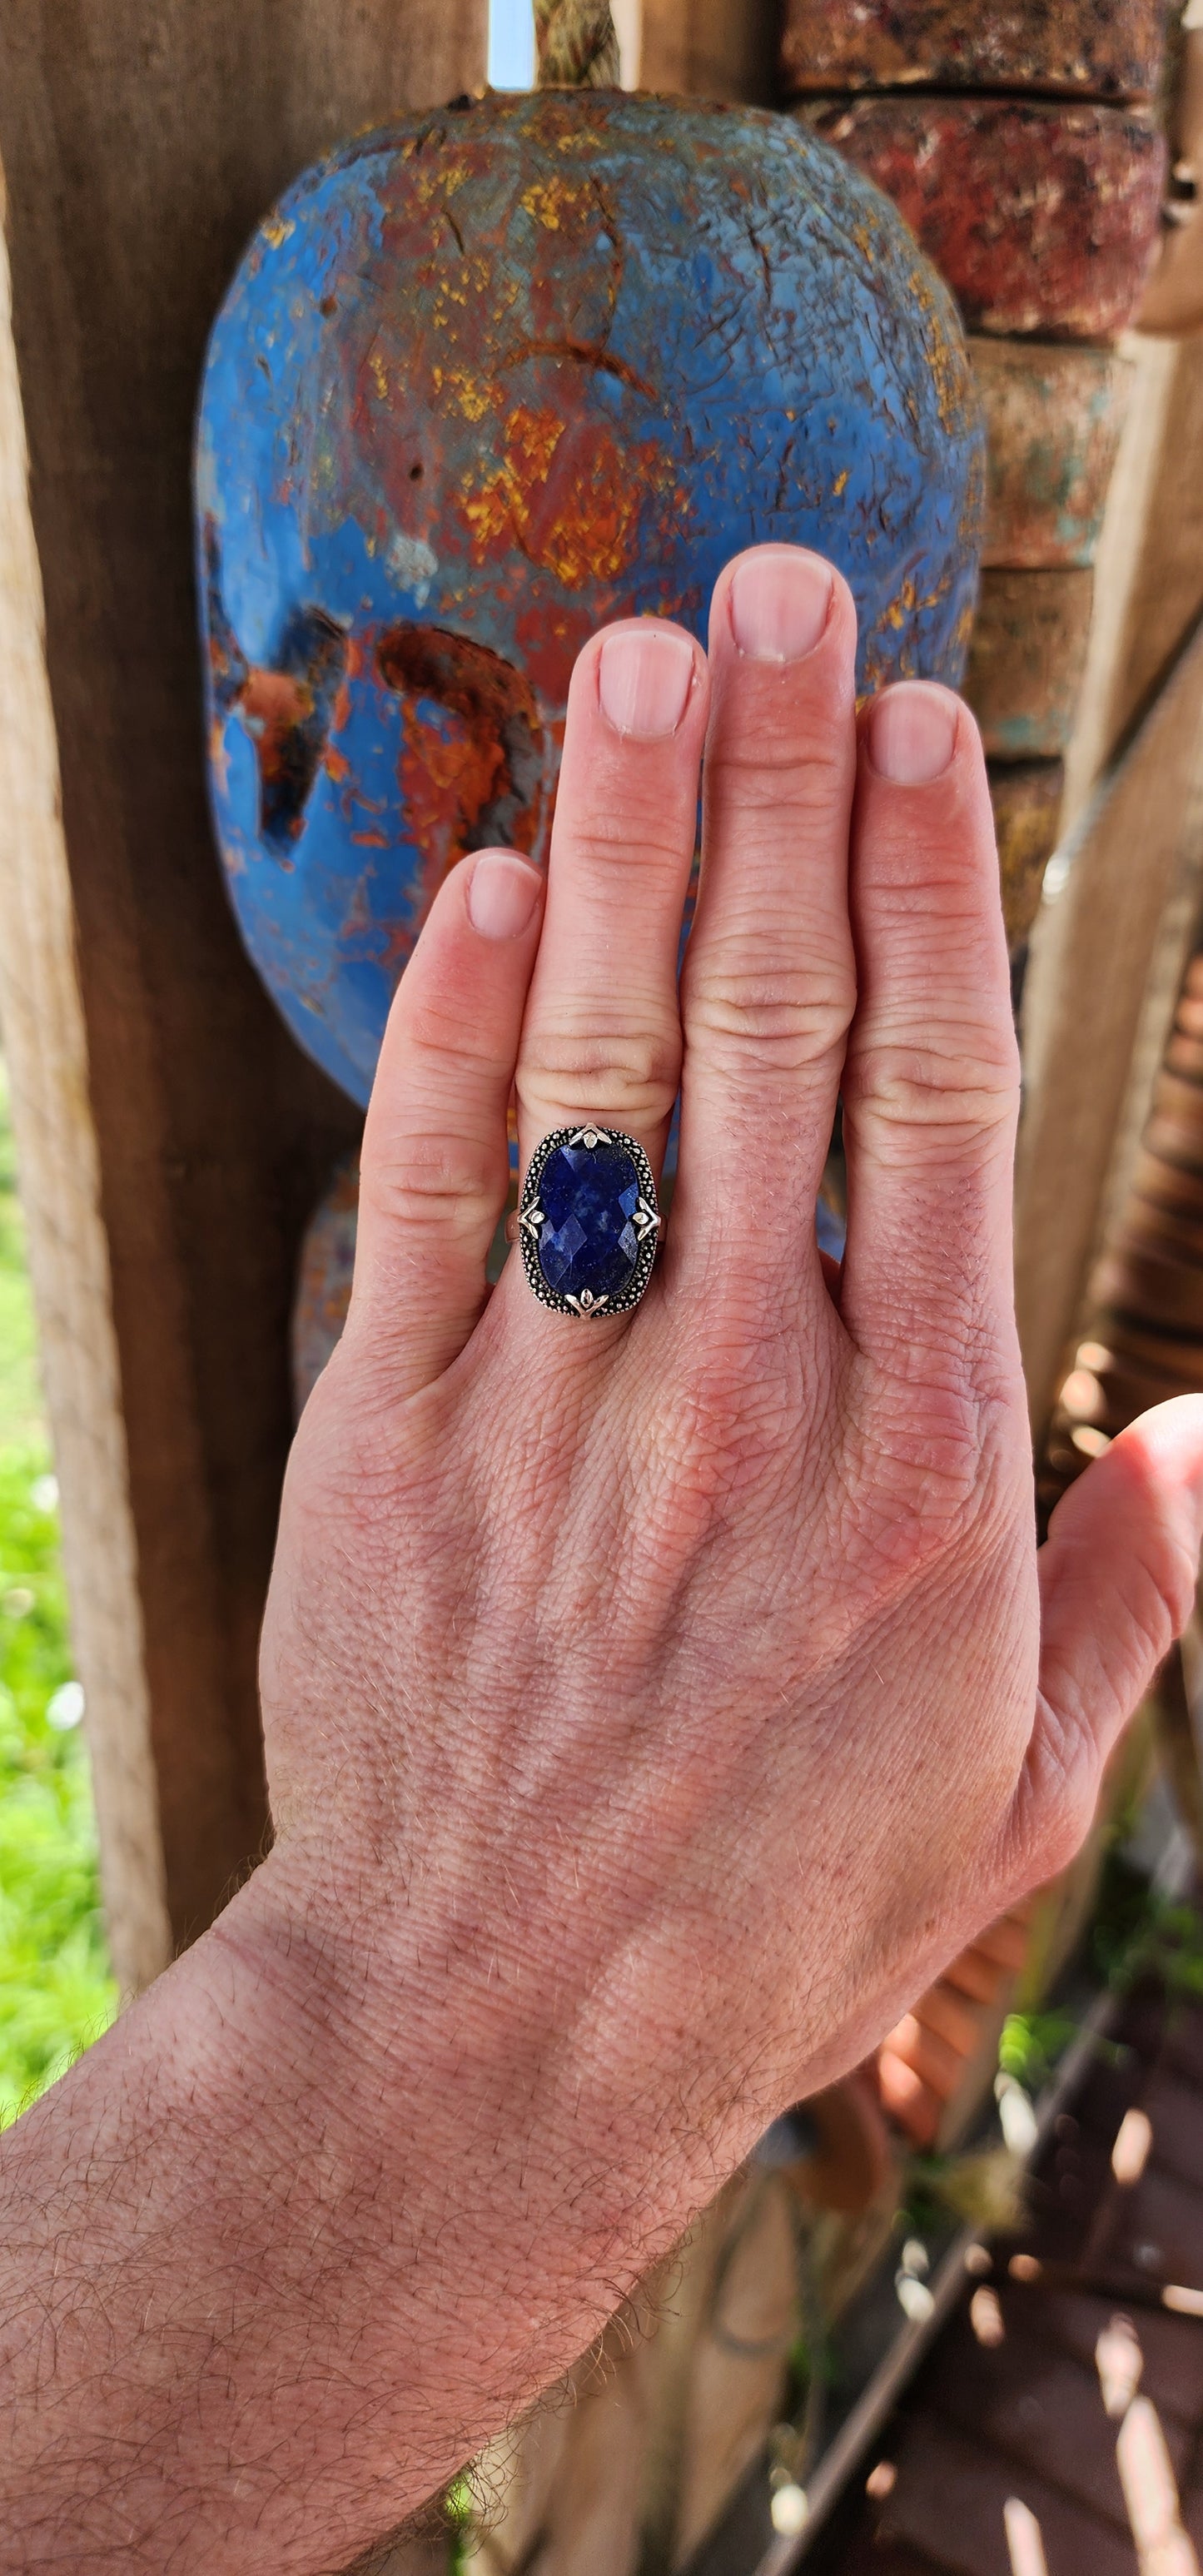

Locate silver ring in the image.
[519,1124,660,1319]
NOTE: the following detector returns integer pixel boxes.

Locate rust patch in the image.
[376,624,545,871]
[780,0,1167,102]
[799,96,1166,340]
[457,402,672,589]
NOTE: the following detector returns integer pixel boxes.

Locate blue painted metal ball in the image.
[197,88,984,1109]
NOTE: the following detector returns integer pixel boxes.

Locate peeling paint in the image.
[387,532,440,602]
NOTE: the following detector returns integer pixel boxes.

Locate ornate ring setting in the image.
[519,1125,660,1319]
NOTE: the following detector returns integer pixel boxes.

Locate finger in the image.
[1014,1396,1203,1878]
[878,2010,962,2104]
[942,1910,1031,2001]
[515,618,708,1197]
[675,545,858,1301]
[942,1946,1007,2006]
[839,685,1021,1390]
[877,2047,942,2146]
[912,1979,982,2061]
[347,848,544,1399]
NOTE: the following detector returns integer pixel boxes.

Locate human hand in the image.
[9,543,1202,2576]
[257,541,1203,2469]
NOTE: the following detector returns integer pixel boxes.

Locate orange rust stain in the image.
[457,403,669,589]
[209,720,231,795]
[324,747,350,783]
[519,175,593,231]
[445,368,498,423]
[377,625,545,915]
[241,669,313,788]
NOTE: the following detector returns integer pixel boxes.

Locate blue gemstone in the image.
[537,1141,645,1303]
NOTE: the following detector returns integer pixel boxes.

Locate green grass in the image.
[0,1063,116,2124]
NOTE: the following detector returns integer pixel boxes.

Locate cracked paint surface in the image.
[197,87,983,1109]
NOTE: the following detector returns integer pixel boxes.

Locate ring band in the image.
[519,1124,660,1318]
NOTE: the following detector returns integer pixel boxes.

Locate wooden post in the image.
[639,0,778,102]
[0,201,170,1997]
[1014,625,1203,1440]
[1061,336,1203,833]
[0,0,485,1969]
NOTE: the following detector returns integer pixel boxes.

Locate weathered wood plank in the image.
[1061,334,1203,838]
[778,0,1166,102]
[639,0,778,102]
[0,0,485,1959]
[0,189,171,1998]
[796,97,1165,339]
[1015,623,1203,1440]
[1136,22,1203,339]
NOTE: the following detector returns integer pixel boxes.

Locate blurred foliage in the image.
[997,2007,1078,2094]
[447,2476,475,2573]
[0,1062,115,2124]
[1092,1851,1203,2002]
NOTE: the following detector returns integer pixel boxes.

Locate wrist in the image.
[215,1845,659,2362]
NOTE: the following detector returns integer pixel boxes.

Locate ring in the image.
[519,1125,661,1318]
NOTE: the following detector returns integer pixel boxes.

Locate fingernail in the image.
[869,683,958,784]
[598,625,695,739]
[467,848,542,941]
[729,547,832,662]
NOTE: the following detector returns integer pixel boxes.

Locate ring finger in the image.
[510,616,708,1317]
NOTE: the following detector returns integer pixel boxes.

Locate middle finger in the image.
[675,545,858,1306]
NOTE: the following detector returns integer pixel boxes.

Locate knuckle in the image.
[402,1001,510,1077]
[519,1016,681,1128]
[845,1027,1019,1157]
[1136,1520,1200,1647]
[844,1375,1020,1589]
[686,951,853,1078]
[562,813,693,883]
[707,706,850,798]
[1017,1713,1099,1885]
[361,1126,505,1241]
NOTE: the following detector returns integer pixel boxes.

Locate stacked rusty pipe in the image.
[778,0,1171,952]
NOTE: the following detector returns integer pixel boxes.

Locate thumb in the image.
[1016,1396,1203,1878]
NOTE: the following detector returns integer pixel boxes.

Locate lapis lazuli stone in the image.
[538,1143,644,1304]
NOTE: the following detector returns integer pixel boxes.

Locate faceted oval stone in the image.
[537,1141,645,1305]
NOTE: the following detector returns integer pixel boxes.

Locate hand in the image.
[5,544,1201,2574]
[260,547,1203,2500]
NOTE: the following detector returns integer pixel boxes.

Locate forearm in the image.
[0,1848,642,2574]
